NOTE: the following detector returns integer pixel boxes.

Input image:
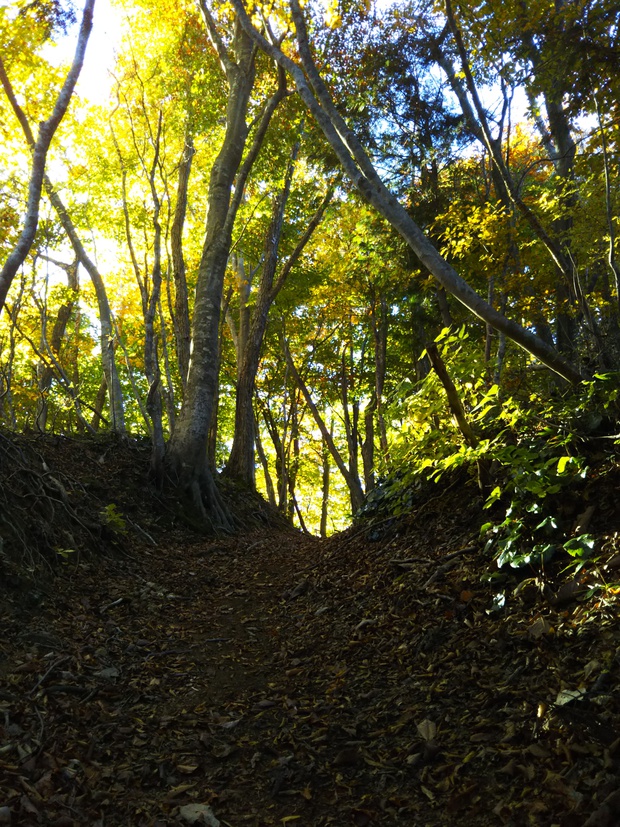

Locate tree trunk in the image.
[0,0,95,310]
[36,257,79,431]
[260,399,289,513]
[226,142,298,486]
[171,133,195,395]
[226,153,334,487]
[254,412,277,507]
[91,376,108,431]
[361,395,376,492]
[320,431,331,537]
[340,346,361,492]
[371,295,389,458]
[165,17,256,529]
[45,183,126,432]
[427,343,491,491]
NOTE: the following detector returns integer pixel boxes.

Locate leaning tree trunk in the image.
[0,0,95,310]
[232,0,584,384]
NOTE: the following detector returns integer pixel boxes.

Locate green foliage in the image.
[55,546,77,562]
[100,503,127,535]
[479,374,620,569]
[385,326,497,475]
[361,329,620,566]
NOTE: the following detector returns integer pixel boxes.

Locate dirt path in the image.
[1,527,325,825]
[2,493,620,826]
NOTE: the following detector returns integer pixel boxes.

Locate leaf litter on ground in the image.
[1,438,620,826]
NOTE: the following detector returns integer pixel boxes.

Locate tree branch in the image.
[230,0,584,383]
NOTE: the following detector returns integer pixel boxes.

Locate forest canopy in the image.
[1,0,619,535]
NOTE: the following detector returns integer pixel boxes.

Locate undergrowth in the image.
[360,328,620,576]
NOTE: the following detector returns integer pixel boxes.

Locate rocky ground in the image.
[1,435,620,826]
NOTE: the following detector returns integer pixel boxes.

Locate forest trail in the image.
[2,438,620,827]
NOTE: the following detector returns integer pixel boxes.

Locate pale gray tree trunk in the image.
[0,0,95,310]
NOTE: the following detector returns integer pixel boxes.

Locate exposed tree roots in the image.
[0,432,151,588]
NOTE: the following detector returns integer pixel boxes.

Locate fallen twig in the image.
[29,655,71,695]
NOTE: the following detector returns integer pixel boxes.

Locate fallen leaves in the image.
[2,447,620,827]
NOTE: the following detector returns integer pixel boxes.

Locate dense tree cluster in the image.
[0,0,618,532]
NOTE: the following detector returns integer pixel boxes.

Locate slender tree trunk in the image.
[435,287,454,329]
[226,142,298,486]
[91,376,108,431]
[594,98,620,334]
[226,155,335,487]
[171,133,195,394]
[340,346,361,490]
[46,184,126,432]
[254,412,277,506]
[371,295,389,458]
[261,400,289,513]
[143,112,166,482]
[427,343,491,491]
[0,0,95,309]
[361,395,376,492]
[320,431,331,537]
[0,278,25,428]
[7,302,95,434]
[36,257,79,431]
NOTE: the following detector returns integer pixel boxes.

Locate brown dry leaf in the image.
[529,616,553,639]
[19,795,39,815]
[416,719,436,741]
[528,743,550,759]
[166,782,197,798]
